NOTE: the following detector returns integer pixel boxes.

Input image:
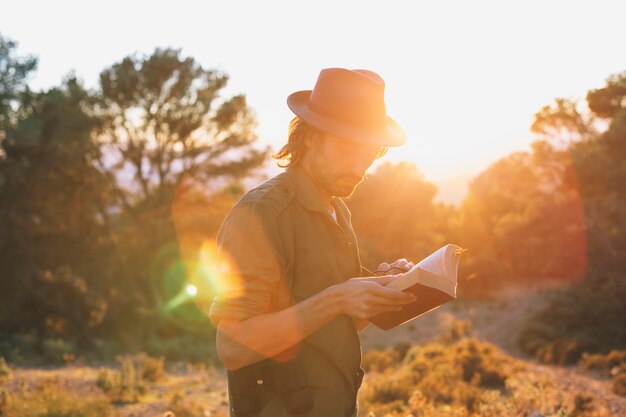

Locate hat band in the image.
[307,99,387,132]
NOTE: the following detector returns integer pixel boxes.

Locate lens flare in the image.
[186,284,198,297]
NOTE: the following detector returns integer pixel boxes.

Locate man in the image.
[209,68,415,417]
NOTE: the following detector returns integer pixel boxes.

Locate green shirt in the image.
[209,165,365,417]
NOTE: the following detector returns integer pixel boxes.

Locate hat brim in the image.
[287,90,407,147]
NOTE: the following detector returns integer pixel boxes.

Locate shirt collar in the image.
[287,165,352,221]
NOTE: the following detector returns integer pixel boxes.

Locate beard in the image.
[309,146,365,197]
[326,173,364,197]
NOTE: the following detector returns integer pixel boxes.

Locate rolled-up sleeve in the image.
[209,201,285,325]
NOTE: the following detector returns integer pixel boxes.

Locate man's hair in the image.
[272,117,321,168]
[272,116,388,168]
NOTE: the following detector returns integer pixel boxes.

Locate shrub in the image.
[41,338,77,364]
[437,319,474,345]
[580,350,626,397]
[166,390,207,417]
[613,369,626,396]
[519,272,626,365]
[0,378,117,417]
[581,350,626,371]
[95,353,165,403]
[0,357,11,384]
[123,352,166,382]
[362,348,400,373]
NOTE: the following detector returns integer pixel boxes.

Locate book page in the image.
[385,244,464,297]
[416,245,447,276]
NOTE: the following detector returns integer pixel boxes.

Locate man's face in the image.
[307,132,383,198]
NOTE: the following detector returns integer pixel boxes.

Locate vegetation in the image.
[581,350,626,396]
[0,378,117,417]
[0,29,624,416]
[0,33,266,364]
[516,72,626,364]
[358,322,617,416]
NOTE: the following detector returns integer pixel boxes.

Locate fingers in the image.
[369,284,416,302]
[390,258,414,271]
[367,273,402,286]
[376,262,390,271]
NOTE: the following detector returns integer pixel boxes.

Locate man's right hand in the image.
[331,275,416,319]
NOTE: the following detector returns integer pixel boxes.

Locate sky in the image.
[2,0,625,203]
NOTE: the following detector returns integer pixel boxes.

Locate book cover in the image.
[368,244,465,330]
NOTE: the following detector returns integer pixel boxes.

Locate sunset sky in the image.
[2,0,625,203]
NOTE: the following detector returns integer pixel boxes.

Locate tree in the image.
[347,161,448,269]
[0,77,110,350]
[532,71,626,271]
[459,142,587,287]
[518,71,626,363]
[0,33,37,138]
[95,47,267,212]
[90,48,269,344]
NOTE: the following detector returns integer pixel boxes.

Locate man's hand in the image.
[374,258,415,276]
[332,274,416,319]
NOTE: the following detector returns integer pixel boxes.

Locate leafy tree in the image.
[459,140,587,286]
[95,47,267,212]
[0,77,110,351]
[519,71,626,363]
[0,33,37,137]
[532,71,626,272]
[91,48,268,344]
[347,161,449,269]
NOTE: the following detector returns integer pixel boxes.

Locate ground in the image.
[5,278,625,416]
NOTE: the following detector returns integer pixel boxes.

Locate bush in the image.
[41,338,77,364]
[519,272,626,365]
[0,357,11,384]
[361,337,521,415]
[95,353,165,403]
[358,327,621,416]
[581,350,626,371]
[0,378,117,417]
[362,348,401,373]
[437,318,473,344]
[165,390,207,417]
[613,368,626,396]
[580,350,626,397]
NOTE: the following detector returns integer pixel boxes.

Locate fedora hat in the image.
[287,68,407,147]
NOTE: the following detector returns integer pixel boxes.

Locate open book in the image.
[368,244,466,330]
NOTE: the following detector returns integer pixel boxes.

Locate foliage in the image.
[89,47,267,350]
[359,334,574,417]
[0,35,264,361]
[359,328,617,416]
[95,353,164,403]
[348,161,450,268]
[581,350,626,397]
[519,272,626,364]
[165,390,207,417]
[518,71,626,363]
[0,33,37,133]
[0,357,10,384]
[0,378,117,417]
[0,72,110,351]
[458,140,587,290]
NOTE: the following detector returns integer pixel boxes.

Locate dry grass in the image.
[358,333,619,417]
